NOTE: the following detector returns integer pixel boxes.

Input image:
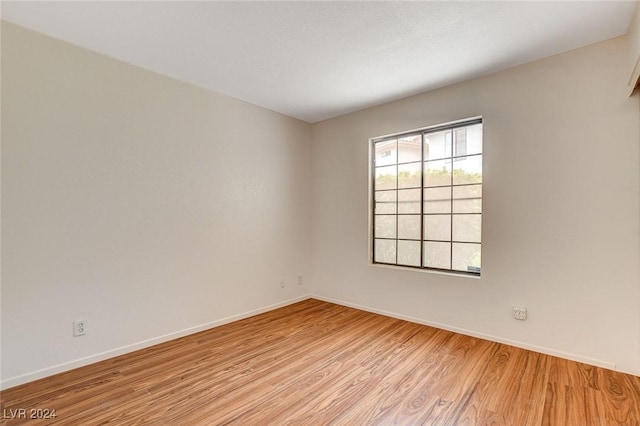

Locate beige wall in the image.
[1,22,312,388]
[311,35,640,376]
[3,20,640,389]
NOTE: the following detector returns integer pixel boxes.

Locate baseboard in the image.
[0,294,312,390]
[2,293,628,390]
[311,294,619,373]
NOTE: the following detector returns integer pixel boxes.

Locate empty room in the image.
[2,1,640,424]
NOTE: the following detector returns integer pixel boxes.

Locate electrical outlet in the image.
[280,279,285,288]
[297,275,303,285]
[513,307,527,321]
[73,320,86,337]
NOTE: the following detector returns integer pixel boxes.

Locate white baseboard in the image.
[0,295,312,390]
[2,293,630,390]
[311,294,619,373]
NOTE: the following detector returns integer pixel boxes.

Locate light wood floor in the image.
[1,299,640,425]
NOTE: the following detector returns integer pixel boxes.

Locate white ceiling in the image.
[1,1,636,123]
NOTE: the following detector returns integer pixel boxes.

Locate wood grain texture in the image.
[1,298,639,425]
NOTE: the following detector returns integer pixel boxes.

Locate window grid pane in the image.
[372,119,482,275]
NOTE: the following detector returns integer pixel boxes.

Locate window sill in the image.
[369,262,481,279]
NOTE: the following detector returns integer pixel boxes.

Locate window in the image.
[371,118,482,275]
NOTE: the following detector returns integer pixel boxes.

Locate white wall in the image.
[311,36,640,376]
[1,22,312,388]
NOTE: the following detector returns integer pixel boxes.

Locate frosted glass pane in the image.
[424,160,451,187]
[452,243,481,272]
[375,215,396,239]
[453,185,482,213]
[453,155,482,185]
[398,215,420,240]
[375,239,396,264]
[375,165,397,190]
[424,241,450,269]
[398,240,421,267]
[398,135,422,163]
[375,191,396,214]
[375,139,396,167]
[424,130,451,160]
[424,215,450,241]
[424,187,451,214]
[453,214,481,243]
[398,189,421,214]
[398,162,421,189]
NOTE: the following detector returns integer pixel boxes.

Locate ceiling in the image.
[1,1,636,123]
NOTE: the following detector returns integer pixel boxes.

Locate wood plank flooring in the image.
[1,298,639,425]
